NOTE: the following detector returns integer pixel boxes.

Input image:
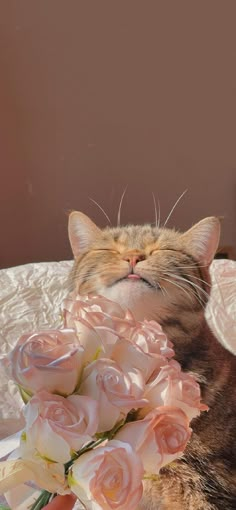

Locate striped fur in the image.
[69,213,236,509]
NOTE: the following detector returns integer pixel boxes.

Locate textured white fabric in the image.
[0,258,235,442]
[205,259,236,354]
[0,259,235,508]
[0,261,73,440]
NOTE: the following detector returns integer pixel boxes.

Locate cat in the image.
[68,211,236,510]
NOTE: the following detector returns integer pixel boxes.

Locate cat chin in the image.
[100,280,161,321]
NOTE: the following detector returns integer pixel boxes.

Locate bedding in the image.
[0,258,235,441]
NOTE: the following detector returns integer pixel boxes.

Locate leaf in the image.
[18,385,32,404]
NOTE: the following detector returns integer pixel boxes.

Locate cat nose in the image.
[123,253,146,267]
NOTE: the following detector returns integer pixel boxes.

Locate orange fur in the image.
[68,213,236,509]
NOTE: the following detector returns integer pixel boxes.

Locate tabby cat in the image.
[68,211,236,510]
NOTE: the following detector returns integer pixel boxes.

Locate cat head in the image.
[68,212,220,323]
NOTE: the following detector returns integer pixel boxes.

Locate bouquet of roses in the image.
[0,295,207,510]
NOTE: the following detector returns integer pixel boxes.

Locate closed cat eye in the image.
[151,248,179,255]
[94,248,119,254]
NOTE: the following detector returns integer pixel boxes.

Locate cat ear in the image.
[68,211,102,257]
[181,217,221,266]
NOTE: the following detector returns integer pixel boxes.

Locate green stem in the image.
[65,437,106,474]
[30,490,54,510]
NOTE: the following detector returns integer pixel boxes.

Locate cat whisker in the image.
[150,278,165,297]
[141,266,198,304]
[160,274,205,309]
[184,273,211,287]
[163,189,188,228]
[175,263,209,270]
[152,192,161,229]
[158,282,170,300]
[117,187,128,226]
[165,268,211,289]
[163,272,207,307]
[165,271,209,301]
[70,269,98,286]
[159,275,195,301]
[152,192,158,228]
[89,197,112,225]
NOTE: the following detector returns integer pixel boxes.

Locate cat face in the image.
[68,212,220,325]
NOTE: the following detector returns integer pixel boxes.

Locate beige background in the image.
[0,1,236,269]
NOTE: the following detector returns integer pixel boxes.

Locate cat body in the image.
[68,212,236,509]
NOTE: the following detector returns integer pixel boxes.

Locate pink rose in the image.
[110,337,166,383]
[22,391,99,463]
[4,329,84,396]
[65,293,133,317]
[116,407,192,474]
[165,361,208,420]
[63,295,171,383]
[64,294,126,326]
[69,439,144,510]
[63,295,136,340]
[79,358,147,432]
[62,296,174,382]
[144,360,207,421]
[63,318,106,366]
[129,320,174,359]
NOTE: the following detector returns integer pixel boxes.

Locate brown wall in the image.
[0,1,236,269]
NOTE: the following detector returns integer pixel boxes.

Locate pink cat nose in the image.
[123,253,145,267]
